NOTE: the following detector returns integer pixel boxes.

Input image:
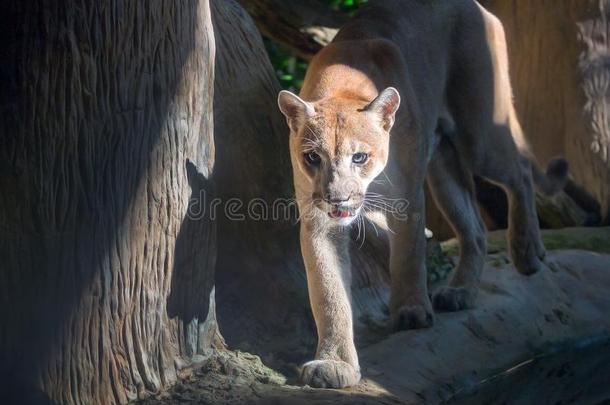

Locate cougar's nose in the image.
[325,195,351,205]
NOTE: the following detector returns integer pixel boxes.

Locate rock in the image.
[359,249,610,404]
[146,232,610,403]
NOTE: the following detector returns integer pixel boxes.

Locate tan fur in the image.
[278,0,562,389]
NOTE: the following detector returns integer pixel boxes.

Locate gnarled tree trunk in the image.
[0,1,218,403]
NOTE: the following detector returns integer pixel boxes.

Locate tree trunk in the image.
[0,1,219,403]
[210,0,317,364]
[481,0,610,222]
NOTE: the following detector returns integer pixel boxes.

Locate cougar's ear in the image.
[364,87,401,132]
[278,90,315,133]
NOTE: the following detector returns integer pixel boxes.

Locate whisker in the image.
[359,214,366,249]
[364,200,396,212]
[365,195,397,207]
[293,198,316,224]
[364,195,395,203]
[382,170,394,187]
[365,192,395,200]
[356,210,362,242]
[362,208,380,237]
[362,204,397,235]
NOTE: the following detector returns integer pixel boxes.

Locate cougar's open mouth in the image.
[326,203,363,225]
[328,207,355,219]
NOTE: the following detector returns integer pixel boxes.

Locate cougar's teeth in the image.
[329,208,353,219]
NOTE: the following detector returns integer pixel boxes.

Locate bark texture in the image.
[0,1,218,403]
[577,0,610,222]
[211,0,315,360]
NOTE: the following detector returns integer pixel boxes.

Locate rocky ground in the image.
[142,228,610,404]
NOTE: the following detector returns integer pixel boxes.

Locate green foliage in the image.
[426,239,454,284]
[265,0,368,90]
[265,39,308,91]
[328,0,368,16]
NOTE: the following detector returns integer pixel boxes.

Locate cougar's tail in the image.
[531,156,569,196]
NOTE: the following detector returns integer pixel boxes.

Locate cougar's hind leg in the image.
[449,4,547,275]
[482,142,548,275]
[455,116,547,274]
[387,186,435,331]
[428,138,487,311]
[385,137,435,331]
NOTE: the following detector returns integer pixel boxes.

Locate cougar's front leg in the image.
[388,188,434,331]
[299,219,361,389]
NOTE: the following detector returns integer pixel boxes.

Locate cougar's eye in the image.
[304,151,321,165]
[352,152,369,164]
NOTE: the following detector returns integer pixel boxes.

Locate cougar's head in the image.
[278,88,400,226]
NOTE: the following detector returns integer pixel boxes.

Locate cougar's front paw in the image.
[300,359,361,389]
[433,286,477,312]
[513,253,545,276]
[391,302,434,331]
[542,255,563,272]
[510,232,547,276]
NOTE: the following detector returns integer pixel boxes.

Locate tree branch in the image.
[238,0,347,60]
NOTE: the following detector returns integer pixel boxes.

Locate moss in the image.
[541,229,610,253]
[427,238,454,283]
[441,227,610,257]
[215,351,287,385]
